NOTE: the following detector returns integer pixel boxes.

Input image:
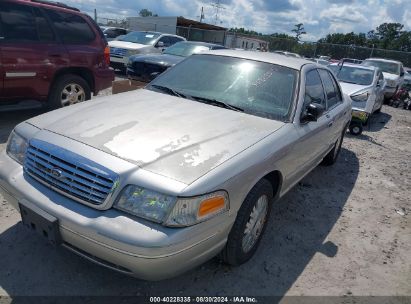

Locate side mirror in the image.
[400,71,405,77]
[156,41,164,48]
[301,103,325,122]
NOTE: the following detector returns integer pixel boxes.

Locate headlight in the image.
[127,49,140,56]
[350,92,369,102]
[114,186,229,227]
[6,131,28,164]
[387,80,396,87]
[114,185,177,223]
[164,191,229,227]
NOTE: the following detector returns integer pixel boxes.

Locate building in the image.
[127,16,227,45]
[225,33,269,51]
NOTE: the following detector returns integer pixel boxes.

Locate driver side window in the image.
[304,69,326,114]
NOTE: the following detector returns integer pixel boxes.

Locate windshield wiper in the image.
[188,95,244,112]
[150,85,186,98]
[339,80,358,84]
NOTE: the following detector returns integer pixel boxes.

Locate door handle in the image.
[328,121,334,127]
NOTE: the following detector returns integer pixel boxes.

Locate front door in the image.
[283,69,332,191]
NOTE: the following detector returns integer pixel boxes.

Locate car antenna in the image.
[337,58,348,76]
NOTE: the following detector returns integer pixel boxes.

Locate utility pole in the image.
[211,0,225,25]
[199,7,205,23]
[94,8,97,22]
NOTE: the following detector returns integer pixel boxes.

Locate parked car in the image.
[100,26,129,41]
[0,0,114,109]
[108,31,186,71]
[127,41,226,82]
[0,51,351,280]
[329,63,385,135]
[340,58,363,64]
[274,51,301,58]
[362,58,405,101]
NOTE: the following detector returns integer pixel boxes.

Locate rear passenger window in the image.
[45,10,95,44]
[319,69,342,108]
[304,70,326,109]
[169,36,184,45]
[33,9,55,42]
[158,36,171,47]
[0,3,38,41]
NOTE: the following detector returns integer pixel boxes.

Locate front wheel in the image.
[349,123,363,136]
[221,179,273,266]
[48,74,91,109]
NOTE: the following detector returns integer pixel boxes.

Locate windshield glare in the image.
[330,65,375,85]
[148,54,298,122]
[164,43,210,57]
[363,60,400,75]
[119,32,160,45]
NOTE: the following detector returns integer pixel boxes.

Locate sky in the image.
[64,0,411,41]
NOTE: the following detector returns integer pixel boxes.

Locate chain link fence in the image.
[238,33,411,66]
[94,18,411,67]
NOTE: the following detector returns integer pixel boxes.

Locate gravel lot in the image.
[0,92,410,298]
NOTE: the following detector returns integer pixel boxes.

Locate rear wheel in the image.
[221,179,273,266]
[48,74,91,109]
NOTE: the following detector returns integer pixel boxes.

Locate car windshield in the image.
[118,32,160,45]
[330,65,374,86]
[363,60,400,75]
[147,54,298,122]
[164,43,211,57]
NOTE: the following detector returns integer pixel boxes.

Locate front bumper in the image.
[93,67,115,94]
[384,86,397,98]
[0,150,232,280]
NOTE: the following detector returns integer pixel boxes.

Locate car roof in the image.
[330,62,377,71]
[176,41,224,48]
[364,58,402,65]
[17,0,82,13]
[199,50,314,70]
[128,31,183,38]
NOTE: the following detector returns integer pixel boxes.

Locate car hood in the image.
[27,90,284,184]
[109,40,148,50]
[339,82,371,96]
[382,72,400,81]
[131,54,184,66]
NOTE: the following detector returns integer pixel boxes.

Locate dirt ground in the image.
[0,97,410,299]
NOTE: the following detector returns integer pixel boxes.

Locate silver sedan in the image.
[0,50,351,280]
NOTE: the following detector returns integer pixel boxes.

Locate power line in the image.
[210,0,225,25]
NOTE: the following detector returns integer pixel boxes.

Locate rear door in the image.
[0,2,69,102]
[318,69,344,144]
[0,19,3,99]
[44,9,100,72]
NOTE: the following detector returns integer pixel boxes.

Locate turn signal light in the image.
[198,196,226,218]
[104,46,110,66]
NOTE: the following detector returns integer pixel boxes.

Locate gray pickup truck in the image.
[0,50,351,280]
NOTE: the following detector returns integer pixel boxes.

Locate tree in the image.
[291,23,306,41]
[139,9,158,17]
[375,23,404,49]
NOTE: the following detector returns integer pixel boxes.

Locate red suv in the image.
[0,0,114,109]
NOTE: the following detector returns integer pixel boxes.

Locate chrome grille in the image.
[24,139,118,206]
[109,47,128,57]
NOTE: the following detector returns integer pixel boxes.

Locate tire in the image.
[321,127,345,166]
[374,105,382,114]
[48,74,91,109]
[349,123,363,136]
[221,179,273,266]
